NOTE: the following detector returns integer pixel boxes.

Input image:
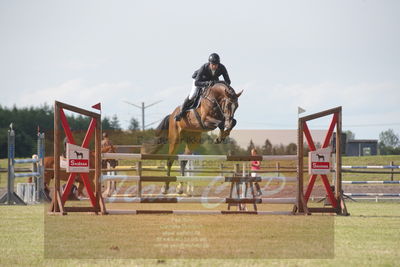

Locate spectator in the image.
[250,148,262,196]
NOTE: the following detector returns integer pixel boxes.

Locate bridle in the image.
[203,94,237,123]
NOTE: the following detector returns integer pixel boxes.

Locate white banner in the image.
[308,148,331,175]
[66,143,90,173]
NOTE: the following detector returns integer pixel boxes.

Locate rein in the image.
[195,84,237,129]
[203,93,235,122]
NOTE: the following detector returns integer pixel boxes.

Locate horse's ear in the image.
[236,90,243,98]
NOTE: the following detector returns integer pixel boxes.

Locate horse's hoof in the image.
[161,186,168,194]
[177,189,184,195]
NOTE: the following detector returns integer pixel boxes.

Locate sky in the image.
[1,0,399,141]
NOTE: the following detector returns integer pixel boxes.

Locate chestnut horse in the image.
[141,82,242,194]
[44,145,116,198]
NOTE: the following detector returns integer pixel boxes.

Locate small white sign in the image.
[66,143,90,173]
[308,148,331,175]
[60,156,67,169]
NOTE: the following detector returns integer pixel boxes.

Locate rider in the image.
[174,53,231,121]
[101,132,117,169]
[101,132,114,152]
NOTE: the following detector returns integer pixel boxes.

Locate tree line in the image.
[0,104,141,158]
[2,105,398,159]
[0,105,300,158]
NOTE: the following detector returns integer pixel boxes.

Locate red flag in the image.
[92,103,101,110]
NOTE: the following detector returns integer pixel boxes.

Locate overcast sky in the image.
[1,0,399,140]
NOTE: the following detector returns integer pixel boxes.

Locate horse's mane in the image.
[202,81,236,97]
[212,81,238,100]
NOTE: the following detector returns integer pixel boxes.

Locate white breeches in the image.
[188,79,197,100]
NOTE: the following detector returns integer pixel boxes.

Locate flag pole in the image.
[92,103,102,134]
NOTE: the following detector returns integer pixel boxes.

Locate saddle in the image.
[188,81,229,110]
[185,85,222,130]
[187,87,204,110]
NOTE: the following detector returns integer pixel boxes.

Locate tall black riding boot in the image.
[174,97,191,121]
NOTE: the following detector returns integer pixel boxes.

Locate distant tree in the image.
[0,104,54,158]
[379,129,400,155]
[110,114,121,130]
[69,115,91,130]
[128,117,140,131]
[261,139,272,155]
[303,142,311,156]
[102,116,113,130]
[273,144,285,155]
[246,139,255,153]
[286,143,297,155]
[224,137,246,155]
[379,129,399,147]
[343,130,355,141]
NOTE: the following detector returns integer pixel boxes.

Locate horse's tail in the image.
[141,115,170,154]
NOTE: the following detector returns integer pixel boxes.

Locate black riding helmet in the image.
[208,53,220,64]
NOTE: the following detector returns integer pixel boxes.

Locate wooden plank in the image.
[140,198,178,203]
[103,153,297,162]
[297,117,304,213]
[105,197,295,204]
[227,155,262,161]
[136,210,174,214]
[141,154,177,160]
[262,155,297,161]
[106,210,294,215]
[50,101,61,213]
[64,206,99,212]
[102,153,142,160]
[56,101,100,119]
[221,210,258,214]
[95,116,106,214]
[299,106,342,122]
[335,110,342,202]
[140,176,178,182]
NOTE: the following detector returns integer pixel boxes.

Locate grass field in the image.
[0,202,399,266]
[1,156,399,266]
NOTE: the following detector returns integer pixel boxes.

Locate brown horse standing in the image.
[44,154,96,198]
[142,82,242,194]
[44,145,116,198]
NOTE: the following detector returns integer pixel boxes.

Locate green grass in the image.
[0,158,33,188]
[0,202,400,266]
[1,156,399,266]
[342,155,400,182]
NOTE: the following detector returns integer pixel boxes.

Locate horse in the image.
[44,153,96,198]
[141,82,242,194]
[44,145,116,198]
[101,140,118,169]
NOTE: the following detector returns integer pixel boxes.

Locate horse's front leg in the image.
[215,128,226,144]
[216,119,236,143]
[162,159,174,194]
[215,121,226,144]
[176,160,188,194]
